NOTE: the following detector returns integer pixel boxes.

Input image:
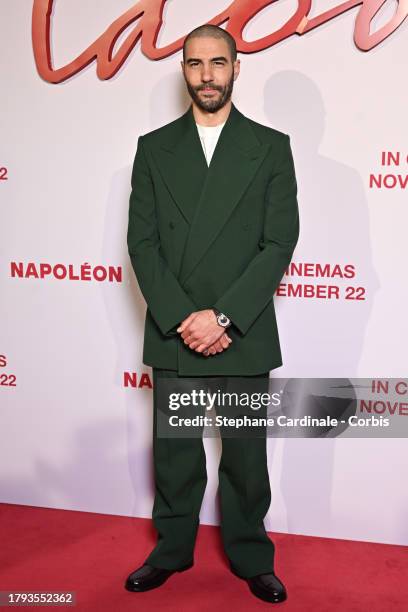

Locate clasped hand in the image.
[177,309,232,357]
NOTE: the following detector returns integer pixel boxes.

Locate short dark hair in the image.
[183,24,237,62]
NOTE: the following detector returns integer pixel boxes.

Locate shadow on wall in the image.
[264,70,379,378]
[263,70,380,540]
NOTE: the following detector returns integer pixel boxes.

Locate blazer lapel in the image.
[152,107,208,225]
[178,102,270,285]
[151,102,270,286]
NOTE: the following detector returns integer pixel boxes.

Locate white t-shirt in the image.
[196,121,226,165]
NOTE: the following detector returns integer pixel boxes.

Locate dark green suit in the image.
[127,102,299,577]
[127,102,299,376]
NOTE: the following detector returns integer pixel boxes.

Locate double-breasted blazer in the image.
[127,102,299,376]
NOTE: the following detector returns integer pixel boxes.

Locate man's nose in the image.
[201,64,214,82]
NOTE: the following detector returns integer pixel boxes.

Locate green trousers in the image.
[144,367,275,578]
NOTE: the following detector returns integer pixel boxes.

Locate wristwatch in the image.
[212,307,231,328]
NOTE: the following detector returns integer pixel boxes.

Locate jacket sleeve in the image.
[213,134,299,336]
[127,135,198,336]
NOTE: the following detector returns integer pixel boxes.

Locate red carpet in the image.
[0,503,407,611]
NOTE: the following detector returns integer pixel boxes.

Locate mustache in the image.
[196,84,223,92]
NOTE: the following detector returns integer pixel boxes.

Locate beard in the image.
[185,71,235,113]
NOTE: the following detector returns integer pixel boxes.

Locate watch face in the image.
[218,314,230,327]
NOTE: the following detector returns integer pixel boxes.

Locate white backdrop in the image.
[1,1,407,546]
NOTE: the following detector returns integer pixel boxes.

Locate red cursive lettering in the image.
[32,0,408,83]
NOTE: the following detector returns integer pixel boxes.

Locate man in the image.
[125,24,299,604]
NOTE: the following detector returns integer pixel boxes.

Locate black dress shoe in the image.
[231,566,287,603]
[124,561,193,592]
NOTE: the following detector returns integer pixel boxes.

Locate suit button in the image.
[169,221,175,229]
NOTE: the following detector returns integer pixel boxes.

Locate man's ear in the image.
[233,59,240,80]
